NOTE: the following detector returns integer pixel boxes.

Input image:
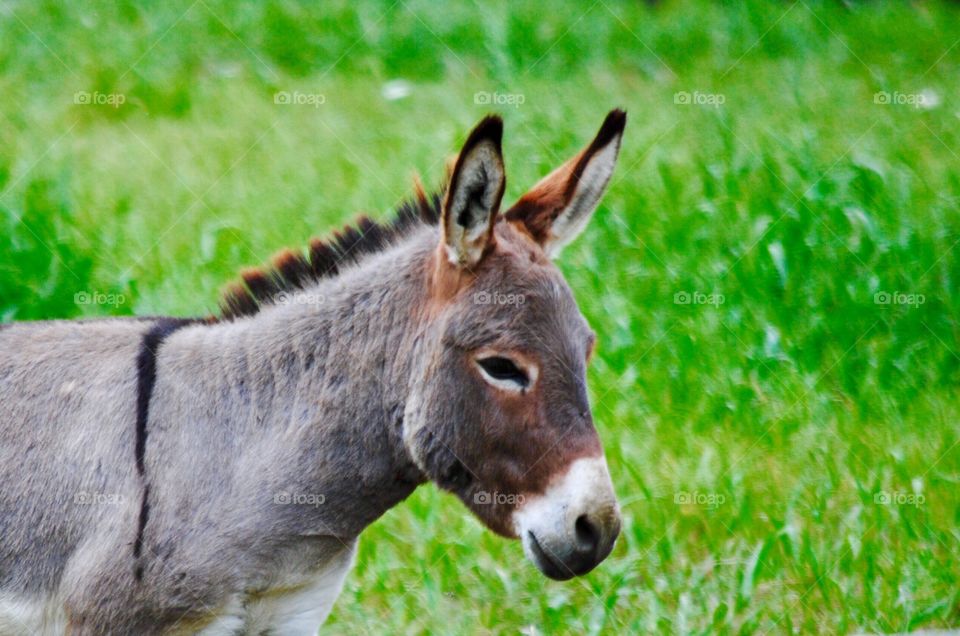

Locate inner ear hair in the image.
[441,115,506,267]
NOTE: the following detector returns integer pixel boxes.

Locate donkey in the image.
[0,110,627,635]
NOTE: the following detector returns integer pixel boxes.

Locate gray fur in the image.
[0,233,438,633]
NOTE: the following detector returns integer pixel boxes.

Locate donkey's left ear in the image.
[441,115,506,268]
[505,109,626,257]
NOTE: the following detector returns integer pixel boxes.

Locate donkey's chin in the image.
[513,456,622,581]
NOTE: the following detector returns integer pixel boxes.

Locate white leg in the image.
[246,542,357,635]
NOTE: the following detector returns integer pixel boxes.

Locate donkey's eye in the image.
[476,356,530,390]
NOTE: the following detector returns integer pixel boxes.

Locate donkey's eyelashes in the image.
[476,356,531,391]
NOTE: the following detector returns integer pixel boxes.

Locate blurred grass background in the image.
[2,0,959,633]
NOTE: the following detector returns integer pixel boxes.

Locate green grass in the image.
[2,1,959,633]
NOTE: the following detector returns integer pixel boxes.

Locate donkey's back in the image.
[0,319,157,629]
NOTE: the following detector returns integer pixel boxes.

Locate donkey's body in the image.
[0,229,437,633]
[0,112,627,635]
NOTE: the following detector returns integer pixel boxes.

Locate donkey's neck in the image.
[154,227,436,540]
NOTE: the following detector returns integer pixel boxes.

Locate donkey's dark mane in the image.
[219,188,443,320]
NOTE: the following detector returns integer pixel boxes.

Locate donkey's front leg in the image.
[61,543,235,636]
[65,584,239,636]
[242,541,357,636]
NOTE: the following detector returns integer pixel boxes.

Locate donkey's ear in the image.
[505,109,626,257]
[441,115,506,268]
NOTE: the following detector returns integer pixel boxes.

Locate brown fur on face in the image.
[406,222,603,536]
[401,111,626,538]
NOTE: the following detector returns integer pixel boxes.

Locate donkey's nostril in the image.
[574,514,601,555]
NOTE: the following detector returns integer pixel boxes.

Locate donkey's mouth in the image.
[526,531,577,581]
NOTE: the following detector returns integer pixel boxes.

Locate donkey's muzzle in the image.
[513,456,621,580]
[525,512,620,580]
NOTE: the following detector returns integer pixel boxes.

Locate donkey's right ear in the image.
[441,115,506,269]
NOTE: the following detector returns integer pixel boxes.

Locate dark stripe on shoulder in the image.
[133,484,150,571]
[133,317,197,581]
[134,317,196,475]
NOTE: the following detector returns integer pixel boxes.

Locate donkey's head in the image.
[404,111,625,580]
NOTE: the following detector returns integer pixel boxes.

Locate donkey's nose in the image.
[564,511,619,575]
[575,514,601,556]
[512,456,621,580]
[554,513,605,576]
[523,508,620,580]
